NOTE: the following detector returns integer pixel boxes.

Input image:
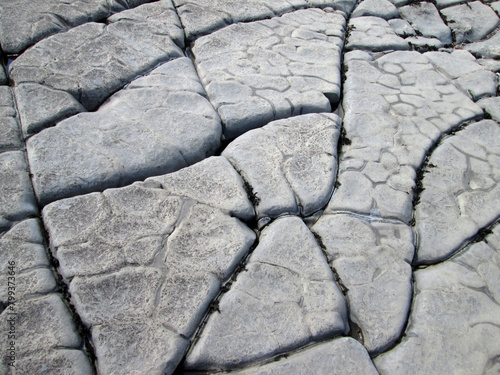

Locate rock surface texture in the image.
[1,0,499,374]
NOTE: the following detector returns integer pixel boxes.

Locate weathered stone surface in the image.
[233,338,378,375]
[0,0,156,54]
[0,64,6,85]
[425,51,498,100]
[43,170,256,374]
[441,1,500,43]
[9,0,184,111]
[326,51,483,223]
[27,57,222,205]
[222,114,341,221]
[313,214,414,354]
[0,87,22,151]
[399,2,452,44]
[477,57,500,72]
[415,120,500,264]
[346,16,410,52]
[375,224,500,374]
[185,217,348,371]
[406,36,445,49]
[491,1,500,14]
[388,18,416,36]
[465,30,500,58]
[352,0,399,19]
[15,83,86,138]
[0,151,38,232]
[192,9,346,139]
[435,0,467,8]
[478,97,500,122]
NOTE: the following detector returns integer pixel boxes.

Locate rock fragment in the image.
[346,16,410,51]
[399,2,452,44]
[0,87,22,151]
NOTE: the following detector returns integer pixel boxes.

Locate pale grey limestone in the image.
[415,120,500,264]
[375,225,500,375]
[406,36,445,49]
[27,57,222,206]
[441,1,500,43]
[491,1,500,14]
[477,58,500,72]
[425,51,498,100]
[232,338,379,375]
[313,214,414,354]
[346,16,410,52]
[351,0,399,20]
[0,87,22,151]
[9,0,184,111]
[388,18,416,36]
[0,151,38,232]
[435,0,468,8]
[399,2,452,44]
[465,30,500,58]
[0,65,6,85]
[43,165,256,374]
[185,217,348,371]
[222,114,341,221]
[14,83,86,138]
[192,9,346,139]
[326,51,483,223]
[478,97,500,122]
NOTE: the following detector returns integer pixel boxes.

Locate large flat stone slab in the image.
[375,224,500,374]
[42,157,256,375]
[313,214,414,354]
[352,0,399,19]
[222,113,341,222]
[9,0,184,111]
[0,87,22,151]
[465,30,500,59]
[399,2,452,44]
[192,8,346,139]
[185,216,348,371]
[27,57,222,206]
[415,120,500,264]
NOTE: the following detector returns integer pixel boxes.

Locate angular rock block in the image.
[185,217,348,371]
[313,214,414,354]
[375,225,500,374]
[27,57,222,205]
[43,157,257,375]
[465,31,500,59]
[222,113,341,221]
[192,8,346,138]
[9,0,184,111]
[327,51,483,223]
[415,120,500,264]
[399,2,452,44]
[351,0,399,20]
[478,97,500,122]
[0,87,22,151]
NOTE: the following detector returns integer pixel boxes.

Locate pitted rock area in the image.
[0,0,499,374]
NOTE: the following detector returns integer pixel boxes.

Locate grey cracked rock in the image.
[0,151,38,232]
[415,119,500,264]
[231,337,379,375]
[9,0,184,111]
[222,113,341,221]
[185,216,348,371]
[312,214,414,354]
[352,0,399,20]
[0,0,155,54]
[388,18,416,36]
[192,8,346,139]
[441,1,500,43]
[375,224,500,374]
[346,16,410,52]
[27,57,222,206]
[478,96,500,122]
[0,87,22,151]
[465,30,500,58]
[399,2,452,44]
[326,51,483,223]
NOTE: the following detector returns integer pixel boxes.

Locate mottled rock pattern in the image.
[9,0,184,110]
[399,2,452,44]
[0,87,22,151]
[375,224,500,375]
[192,8,346,138]
[388,18,416,36]
[351,0,399,19]
[465,30,500,58]
[185,217,348,371]
[415,120,500,264]
[327,51,483,223]
[222,114,341,221]
[346,16,410,51]
[313,214,414,354]
[232,338,379,375]
[27,57,222,205]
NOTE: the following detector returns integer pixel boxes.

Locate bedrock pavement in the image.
[0,0,499,374]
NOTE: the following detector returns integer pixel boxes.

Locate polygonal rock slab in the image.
[441,1,500,43]
[222,113,341,221]
[351,0,399,20]
[27,57,222,206]
[415,120,500,264]
[399,2,452,44]
[0,87,22,151]
[232,337,378,375]
[478,97,500,122]
[43,160,257,374]
[192,8,346,139]
[312,214,414,354]
[185,216,348,371]
[345,16,410,52]
[465,30,500,59]
[326,51,483,223]
[375,224,500,375]
[9,0,184,110]
[0,151,38,232]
